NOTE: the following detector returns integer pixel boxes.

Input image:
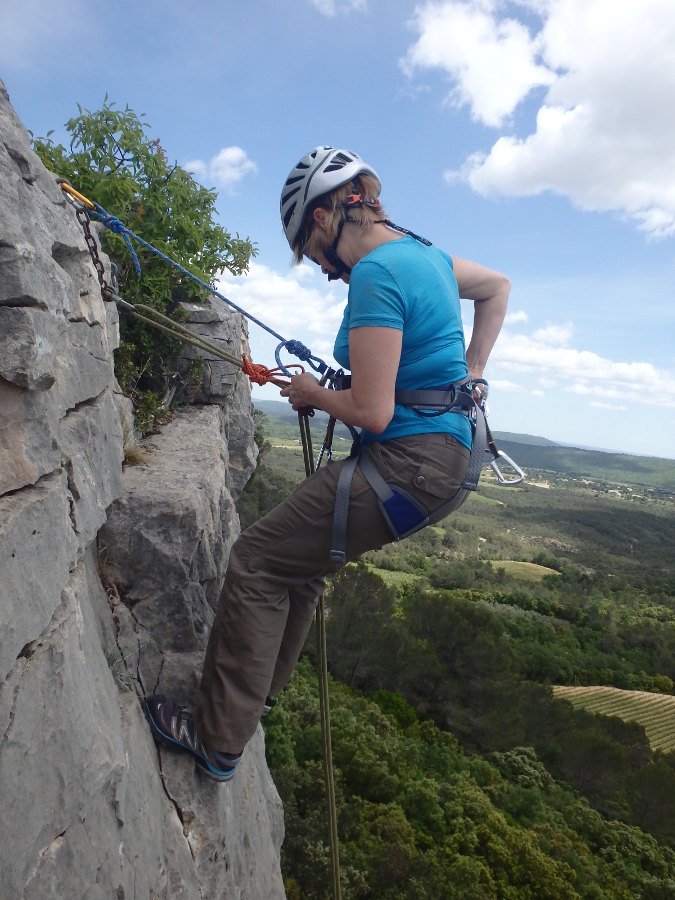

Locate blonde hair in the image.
[293,173,386,265]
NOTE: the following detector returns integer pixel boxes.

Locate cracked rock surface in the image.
[0,76,284,898]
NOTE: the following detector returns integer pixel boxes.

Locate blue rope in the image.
[90,202,329,376]
[94,209,142,276]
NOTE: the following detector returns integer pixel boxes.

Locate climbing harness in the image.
[328,377,524,564]
[314,215,524,564]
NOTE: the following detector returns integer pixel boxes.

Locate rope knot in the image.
[93,204,142,276]
[242,356,304,387]
[242,356,274,386]
[285,339,312,362]
[96,210,126,234]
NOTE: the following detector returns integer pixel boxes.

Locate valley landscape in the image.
[244,401,675,898]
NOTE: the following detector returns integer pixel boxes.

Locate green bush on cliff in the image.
[33,99,256,433]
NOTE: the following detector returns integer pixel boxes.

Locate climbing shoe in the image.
[145,695,240,782]
[262,696,276,717]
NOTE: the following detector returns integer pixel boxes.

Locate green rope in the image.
[115,296,246,369]
[298,413,342,900]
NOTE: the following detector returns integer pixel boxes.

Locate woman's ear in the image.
[313,207,328,231]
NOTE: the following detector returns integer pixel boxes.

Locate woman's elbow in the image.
[362,402,395,434]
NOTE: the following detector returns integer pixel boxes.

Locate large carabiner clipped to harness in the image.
[489,449,525,485]
[474,380,525,485]
[472,379,524,485]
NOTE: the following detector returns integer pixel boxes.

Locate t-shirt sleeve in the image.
[346,260,405,330]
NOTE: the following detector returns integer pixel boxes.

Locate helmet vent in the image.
[324,151,355,172]
[282,185,301,205]
[283,202,297,229]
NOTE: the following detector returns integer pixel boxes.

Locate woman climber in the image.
[146,146,511,781]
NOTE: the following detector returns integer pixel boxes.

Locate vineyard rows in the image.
[552,685,675,753]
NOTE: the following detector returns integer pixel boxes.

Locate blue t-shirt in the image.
[333,235,471,448]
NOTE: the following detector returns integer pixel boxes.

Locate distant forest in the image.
[253,399,675,492]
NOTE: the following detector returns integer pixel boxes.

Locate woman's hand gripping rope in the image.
[279,372,322,413]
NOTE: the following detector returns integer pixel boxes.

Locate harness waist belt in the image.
[394,376,473,411]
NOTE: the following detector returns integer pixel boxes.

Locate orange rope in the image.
[241,356,304,387]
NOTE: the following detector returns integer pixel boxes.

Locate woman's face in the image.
[308,247,349,283]
[303,217,350,283]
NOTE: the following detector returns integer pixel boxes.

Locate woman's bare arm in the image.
[452,257,510,380]
[281,325,401,433]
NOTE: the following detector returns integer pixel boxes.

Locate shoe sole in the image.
[145,700,238,783]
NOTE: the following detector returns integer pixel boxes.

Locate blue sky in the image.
[3,0,674,458]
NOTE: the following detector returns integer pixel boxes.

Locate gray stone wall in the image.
[0,78,285,898]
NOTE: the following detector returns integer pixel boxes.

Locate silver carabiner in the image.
[490,449,525,485]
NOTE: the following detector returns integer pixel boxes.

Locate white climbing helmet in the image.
[280,146,381,249]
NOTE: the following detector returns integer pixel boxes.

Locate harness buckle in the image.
[489,449,525,485]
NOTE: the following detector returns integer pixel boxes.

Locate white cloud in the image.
[491,326,675,409]
[531,322,573,345]
[217,262,347,369]
[590,401,628,411]
[185,146,258,192]
[308,0,366,15]
[489,378,525,392]
[402,0,556,127]
[405,0,675,239]
[505,310,528,325]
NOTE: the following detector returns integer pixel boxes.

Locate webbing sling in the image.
[329,383,489,564]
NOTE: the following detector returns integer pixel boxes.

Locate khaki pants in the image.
[194,432,470,754]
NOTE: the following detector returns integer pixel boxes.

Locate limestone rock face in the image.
[178,298,258,496]
[0,77,284,898]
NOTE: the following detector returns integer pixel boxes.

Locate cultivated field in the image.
[552,685,675,753]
